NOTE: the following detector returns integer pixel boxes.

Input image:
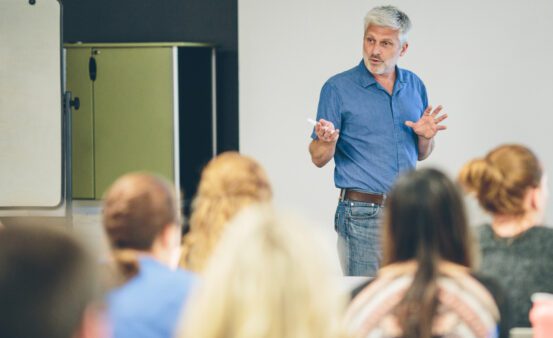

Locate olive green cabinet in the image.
[66,43,216,200]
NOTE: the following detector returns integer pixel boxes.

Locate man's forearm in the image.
[418,136,434,161]
[309,139,336,167]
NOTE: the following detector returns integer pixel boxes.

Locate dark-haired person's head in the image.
[102,173,182,278]
[345,168,497,338]
[0,225,105,338]
[382,168,474,336]
[383,167,473,267]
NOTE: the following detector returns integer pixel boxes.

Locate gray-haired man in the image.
[309,6,447,276]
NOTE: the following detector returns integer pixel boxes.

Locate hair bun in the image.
[458,144,542,216]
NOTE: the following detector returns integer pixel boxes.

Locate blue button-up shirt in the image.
[312,61,428,193]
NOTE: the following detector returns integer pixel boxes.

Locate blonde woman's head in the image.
[180,152,272,271]
[179,206,347,338]
[458,144,546,217]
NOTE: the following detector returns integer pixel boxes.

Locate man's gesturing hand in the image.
[315,119,340,143]
[405,105,447,139]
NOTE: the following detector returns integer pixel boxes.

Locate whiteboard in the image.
[0,0,63,208]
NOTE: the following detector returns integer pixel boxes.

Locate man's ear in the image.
[400,42,409,56]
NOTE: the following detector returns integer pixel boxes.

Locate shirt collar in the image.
[357,60,406,88]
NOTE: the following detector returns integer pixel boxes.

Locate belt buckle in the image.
[379,193,387,206]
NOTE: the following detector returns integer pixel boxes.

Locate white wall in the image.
[239,0,553,241]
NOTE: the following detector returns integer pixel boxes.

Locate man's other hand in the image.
[405,105,447,139]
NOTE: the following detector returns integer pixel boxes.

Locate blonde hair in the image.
[180,152,272,272]
[179,207,348,338]
[458,144,542,216]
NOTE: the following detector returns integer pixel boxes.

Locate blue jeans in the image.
[335,199,383,277]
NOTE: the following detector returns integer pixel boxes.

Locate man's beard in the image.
[363,54,385,75]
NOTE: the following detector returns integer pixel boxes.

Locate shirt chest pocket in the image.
[342,99,393,137]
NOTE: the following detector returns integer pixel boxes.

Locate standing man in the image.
[309,5,447,276]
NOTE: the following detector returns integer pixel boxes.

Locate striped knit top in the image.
[344,261,500,338]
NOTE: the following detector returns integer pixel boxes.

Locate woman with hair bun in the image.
[459,144,553,328]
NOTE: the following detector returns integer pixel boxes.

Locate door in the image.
[92,47,174,197]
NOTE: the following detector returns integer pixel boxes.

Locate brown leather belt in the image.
[340,189,385,205]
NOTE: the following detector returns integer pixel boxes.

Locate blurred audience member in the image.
[103,173,196,338]
[179,206,348,338]
[180,151,272,272]
[0,225,107,338]
[459,144,553,328]
[346,168,503,338]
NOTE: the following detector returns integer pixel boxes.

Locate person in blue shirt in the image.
[102,173,197,338]
[309,5,448,277]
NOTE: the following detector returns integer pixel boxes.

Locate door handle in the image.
[70,97,80,110]
[89,57,97,81]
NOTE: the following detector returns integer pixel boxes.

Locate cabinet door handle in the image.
[70,97,80,110]
[89,57,97,81]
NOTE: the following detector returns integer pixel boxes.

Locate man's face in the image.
[363,25,408,76]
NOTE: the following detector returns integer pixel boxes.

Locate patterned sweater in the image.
[346,261,500,338]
